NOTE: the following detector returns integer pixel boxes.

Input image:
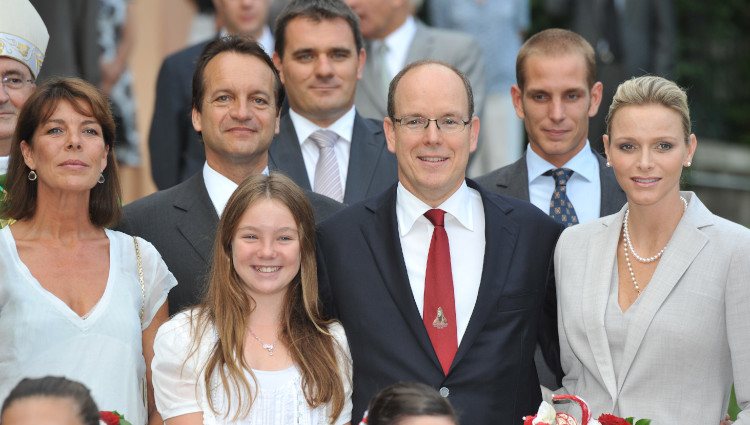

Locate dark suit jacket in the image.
[117,172,343,315]
[268,111,398,205]
[316,180,561,424]
[475,148,626,389]
[475,148,626,217]
[148,40,211,190]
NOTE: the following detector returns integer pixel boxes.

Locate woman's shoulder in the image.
[157,309,204,342]
[106,229,160,255]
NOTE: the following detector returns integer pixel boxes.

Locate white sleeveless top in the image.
[153,311,352,425]
[0,227,177,425]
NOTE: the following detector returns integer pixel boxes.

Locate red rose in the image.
[100,411,121,425]
[598,413,630,425]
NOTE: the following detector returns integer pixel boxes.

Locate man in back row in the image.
[149,0,274,189]
[317,59,560,423]
[119,37,341,315]
[269,0,397,205]
[476,28,626,388]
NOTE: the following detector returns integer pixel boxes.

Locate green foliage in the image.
[729,386,740,420]
[673,0,750,145]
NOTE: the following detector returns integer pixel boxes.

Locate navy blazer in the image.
[316,179,561,424]
[269,111,398,205]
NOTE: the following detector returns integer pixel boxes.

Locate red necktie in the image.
[423,209,458,375]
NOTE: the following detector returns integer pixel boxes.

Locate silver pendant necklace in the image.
[248,327,278,356]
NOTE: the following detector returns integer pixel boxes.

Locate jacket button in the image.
[439,387,449,397]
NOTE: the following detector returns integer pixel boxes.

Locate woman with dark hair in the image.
[363,382,458,425]
[1,376,100,425]
[152,173,351,425]
[0,77,176,425]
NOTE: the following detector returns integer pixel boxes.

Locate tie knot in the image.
[424,209,446,227]
[310,129,338,149]
[546,168,574,187]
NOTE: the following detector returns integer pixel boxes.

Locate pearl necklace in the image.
[622,196,688,294]
[248,327,278,356]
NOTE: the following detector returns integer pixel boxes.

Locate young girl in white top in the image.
[152,173,352,425]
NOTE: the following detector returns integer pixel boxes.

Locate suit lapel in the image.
[173,173,219,264]
[360,188,443,372]
[269,115,313,191]
[583,210,622,401]
[616,196,710,390]
[451,184,519,370]
[405,23,434,64]
[494,156,531,200]
[344,114,382,204]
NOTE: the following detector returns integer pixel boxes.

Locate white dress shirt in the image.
[289,106,355,190]
[380,16,418,79]
[396,181,485,344]
[203,163,269,216]
[0,156,8,175]
[526,141,602,224]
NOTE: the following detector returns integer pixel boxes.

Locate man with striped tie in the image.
[269,0,397,205]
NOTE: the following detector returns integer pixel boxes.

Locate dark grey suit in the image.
[475,147,626,389]
[355,21,485,120]
[148,40,211,190]
[116,172,343,315]
[268,111,398,205]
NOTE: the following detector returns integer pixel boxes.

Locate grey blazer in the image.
[355,21,486,120]
[269,111,397,205]
[555,193,750,424]
[475,148,626,217]
[116,172,343,315]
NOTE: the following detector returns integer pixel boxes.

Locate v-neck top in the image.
[0,226,177,425]
[605,261,644,386]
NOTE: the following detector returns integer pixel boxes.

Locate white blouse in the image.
[153,311,352,425]
[0,227,177,425]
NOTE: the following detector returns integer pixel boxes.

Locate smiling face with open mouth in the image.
[604,103,696,208]
[384,63,479,207]
[231,198,301,301]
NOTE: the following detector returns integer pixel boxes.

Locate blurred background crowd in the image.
[24,0,750,221]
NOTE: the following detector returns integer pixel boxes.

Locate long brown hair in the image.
[1,77,121,226]
[188,173,347,421]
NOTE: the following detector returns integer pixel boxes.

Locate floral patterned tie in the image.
[546,168,579,227]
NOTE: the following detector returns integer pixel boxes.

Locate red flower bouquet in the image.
[99,411,132,425]
[522,395,651,425]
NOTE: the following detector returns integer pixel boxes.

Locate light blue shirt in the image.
[526,141,601,224]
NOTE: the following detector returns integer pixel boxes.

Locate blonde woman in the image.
[555,75,749,424]
[152,173,351,424]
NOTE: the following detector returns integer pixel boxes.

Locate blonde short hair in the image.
[606,75,692,141]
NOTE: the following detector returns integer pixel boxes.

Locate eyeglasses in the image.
[392,115,470,134]
[1,75,35,91]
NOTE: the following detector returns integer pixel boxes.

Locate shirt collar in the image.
[383,16,417,52]
[526,141,598,183]
[289,106,356,146]
[396,180,475,237]
[202,162,269,215]
[219,26,274,57]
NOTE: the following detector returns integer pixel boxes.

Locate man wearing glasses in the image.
[0,0,48,221]
[316,60,561,424]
